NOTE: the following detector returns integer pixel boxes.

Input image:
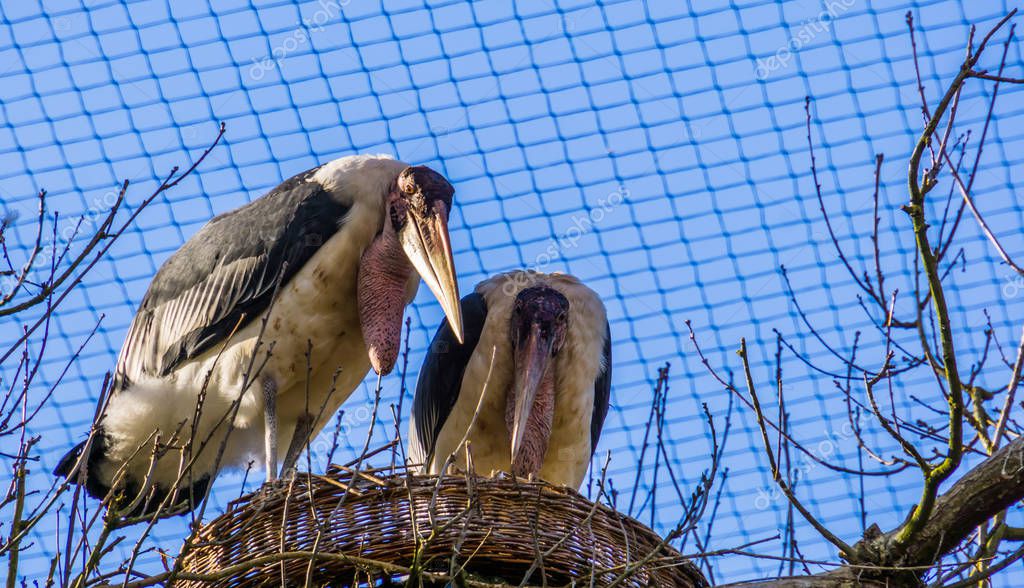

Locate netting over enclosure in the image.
[2,0,1023,584]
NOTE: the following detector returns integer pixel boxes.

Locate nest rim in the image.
[180,467,708,587]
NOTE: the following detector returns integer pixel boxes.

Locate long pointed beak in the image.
[510,323,554,466]
[399,204,464,342]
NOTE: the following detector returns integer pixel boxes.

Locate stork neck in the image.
[505,365,556,478]
[357,228,413,375]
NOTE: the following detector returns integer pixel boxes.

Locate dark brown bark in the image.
[720,435,1024,587]
[720,568,896,587]
[897,434,1024,567]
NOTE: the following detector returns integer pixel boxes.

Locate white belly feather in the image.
[100,197,418,488]
[422,274,606,489]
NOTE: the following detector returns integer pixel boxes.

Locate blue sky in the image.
[1,0,1023,584]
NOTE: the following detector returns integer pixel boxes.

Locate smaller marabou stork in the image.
[409,270,611,489]
[55,154,463,514]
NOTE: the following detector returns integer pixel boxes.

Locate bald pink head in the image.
[358,165,463,375]
[505,285,569,477]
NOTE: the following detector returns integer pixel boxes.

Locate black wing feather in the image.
[116,167,350,384]
[590,319,612,456]
[411,292,489,462]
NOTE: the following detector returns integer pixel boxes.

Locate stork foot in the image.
[280,412,315,477]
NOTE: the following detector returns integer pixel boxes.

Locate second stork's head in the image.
[506,284,570,476]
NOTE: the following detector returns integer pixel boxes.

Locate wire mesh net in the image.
[1,0,1022,584]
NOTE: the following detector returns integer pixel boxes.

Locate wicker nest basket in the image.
[180,466,708,587]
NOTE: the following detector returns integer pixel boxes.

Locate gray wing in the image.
[590,319,612,456]
[115,167,350,386]
[409,292,488,464]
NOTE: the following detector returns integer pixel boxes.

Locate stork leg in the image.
[280,412,314,477]
[262,378,278,483]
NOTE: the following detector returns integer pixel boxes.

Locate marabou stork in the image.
[55,154,464,513]
[409,270,611,489]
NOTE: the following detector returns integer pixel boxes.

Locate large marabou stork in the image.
[55,154,464,513]
[409,270,611,490]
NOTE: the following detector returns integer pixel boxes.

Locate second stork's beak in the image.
[510,322,555,466]
[398,201,464,342]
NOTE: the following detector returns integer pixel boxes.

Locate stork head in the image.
[507,285,570,474]
[389,166,463,342]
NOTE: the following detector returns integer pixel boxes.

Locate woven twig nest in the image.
[180,466,708,587]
